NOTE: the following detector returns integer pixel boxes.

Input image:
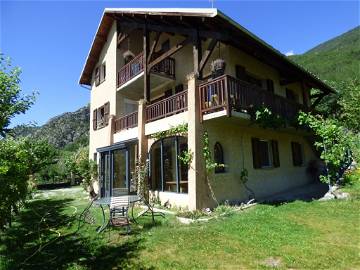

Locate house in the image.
[79,8,332,210]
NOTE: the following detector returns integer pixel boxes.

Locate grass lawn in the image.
[1,173,360,270]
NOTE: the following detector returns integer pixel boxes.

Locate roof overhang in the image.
[79,8,334,94]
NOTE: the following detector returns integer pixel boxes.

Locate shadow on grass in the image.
[0,197,153,270]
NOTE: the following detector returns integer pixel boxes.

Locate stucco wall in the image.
[202,120,317,207]
[89,21,118,159]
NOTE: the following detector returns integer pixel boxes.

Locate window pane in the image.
[163,138,177,192]
[259,140,270,167]
[150,141,162,191]
[113,150,127,195]
[178,137,188,193]
[129,144,137,193]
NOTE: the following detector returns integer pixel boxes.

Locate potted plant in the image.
[210,58,226,78]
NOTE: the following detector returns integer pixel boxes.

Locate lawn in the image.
[1,173,360,270]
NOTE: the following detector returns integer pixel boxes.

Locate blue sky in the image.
[1,0,359,127]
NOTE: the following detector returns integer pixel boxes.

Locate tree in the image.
[0,55,36,136]
[298,112,356,188]
[0,138,56,229]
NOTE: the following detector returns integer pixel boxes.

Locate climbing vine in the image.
[253,106,286,129]
[203,131,224,172]
[150,123,188,141]
[178,149,193,167]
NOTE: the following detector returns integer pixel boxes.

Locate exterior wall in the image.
[89,21,118,159]
[203,120,317,207]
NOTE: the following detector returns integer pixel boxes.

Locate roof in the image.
[79,8,334,94]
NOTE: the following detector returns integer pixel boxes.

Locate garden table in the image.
[93,195,141,233]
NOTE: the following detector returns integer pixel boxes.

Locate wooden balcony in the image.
[199,75,303,121]
[117,52,175,88]
[146,90,188,123]
[114,111,138,133]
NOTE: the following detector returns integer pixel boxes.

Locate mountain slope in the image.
[12,105,90,149]
[290,26,360,82]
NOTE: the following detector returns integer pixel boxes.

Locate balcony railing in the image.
[199,75,303,121]
[117,52,175,88]
[114,111,138,133]
[146,90,188,123]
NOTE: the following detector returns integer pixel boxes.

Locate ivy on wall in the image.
[150,123,188,141]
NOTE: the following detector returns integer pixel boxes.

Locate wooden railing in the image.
[114,111,138,133]
[199,75,303,121]
[146,91,188,123]
[117,52,175,88]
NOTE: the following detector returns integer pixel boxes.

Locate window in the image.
[291,142,303,166]
[266,79,274,93]
[214,142,225,173]
[175,84,184,94]
[252,138,280,169]
[286,88,298,102]
[95,67,100,86]
[93,102,110,130]
[94,63,106,86]
[235,65,246,80]
[149,136,188,193]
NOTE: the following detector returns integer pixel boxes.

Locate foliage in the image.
[132,159,150,198]
[203,131,224,172]
[290,26,359,83]
[0,55,36,137]
[254,106,286,129]
[176,209,207,219]
[298,112,356,186]
[177,149,193,167]
[240,168,249,183]
[150,123,188,140]
[0,138,56,229]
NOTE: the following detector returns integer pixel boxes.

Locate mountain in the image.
[12,105,90,149]
[290,26,360,82]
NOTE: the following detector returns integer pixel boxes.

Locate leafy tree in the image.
[0,138,56,229]
[298,112,357,188]
[0,55,36,136]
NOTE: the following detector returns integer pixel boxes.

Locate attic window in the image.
[95,67,100,86]
[94,63,106,86]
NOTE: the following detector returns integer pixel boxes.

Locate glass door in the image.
[100,151,111,197]
[112,149,128,196]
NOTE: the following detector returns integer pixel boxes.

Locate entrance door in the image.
[112,149,128,196]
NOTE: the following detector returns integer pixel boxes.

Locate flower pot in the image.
[211,59,226,78]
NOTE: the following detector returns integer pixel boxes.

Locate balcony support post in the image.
[193,29,202,79]
[187,73,209,210]
[143,23,150,103]
[137,99,148,164]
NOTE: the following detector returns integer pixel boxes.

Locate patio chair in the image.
[109,196,131,233]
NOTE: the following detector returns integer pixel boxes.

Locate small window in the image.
[214,142,225,173]
[252,138,280,169]
[95,67,100,86]
[100,63,106,83]
[266,79,274,93]
[93,153,98,163]
[235,65,246,80]
[95,102,110,129]
[291,142,303,166]
[286,88,298,102]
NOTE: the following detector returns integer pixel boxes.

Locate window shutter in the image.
[251,138,261,169]
[271,140,280,167]
[104,102,110,125]
[291,142,303,166]
[93,109,97,130]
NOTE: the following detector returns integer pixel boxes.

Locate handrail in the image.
[114,111,138,133]
[199,75,303,120]
[146,90,188,123]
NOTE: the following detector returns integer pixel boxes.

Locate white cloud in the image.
[285,50,295,56]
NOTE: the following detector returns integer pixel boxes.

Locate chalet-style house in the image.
[79,8,332,210]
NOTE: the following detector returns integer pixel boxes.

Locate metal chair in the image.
[109,196,131,233]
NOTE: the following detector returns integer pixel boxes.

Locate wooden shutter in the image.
[251,138,261,169]
[271,140,280,168]
[291,142,303,166]
[104,102,110,125]
[92,109,97,130]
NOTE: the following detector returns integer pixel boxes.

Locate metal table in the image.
[93,195,141,233]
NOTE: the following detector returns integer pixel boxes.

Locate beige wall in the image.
[89,21,118,159]
[202,120,317,207]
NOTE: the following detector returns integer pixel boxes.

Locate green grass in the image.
[1,174,360,270]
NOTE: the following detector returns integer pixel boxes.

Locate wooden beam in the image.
[143,24,150,102]
[199,38,217,73]
[117,33,128,46]
[311,93,326,109]
[193,30,202,78]
[148,32,161,63]
[148,36,192,70]
[310,92,325,99]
